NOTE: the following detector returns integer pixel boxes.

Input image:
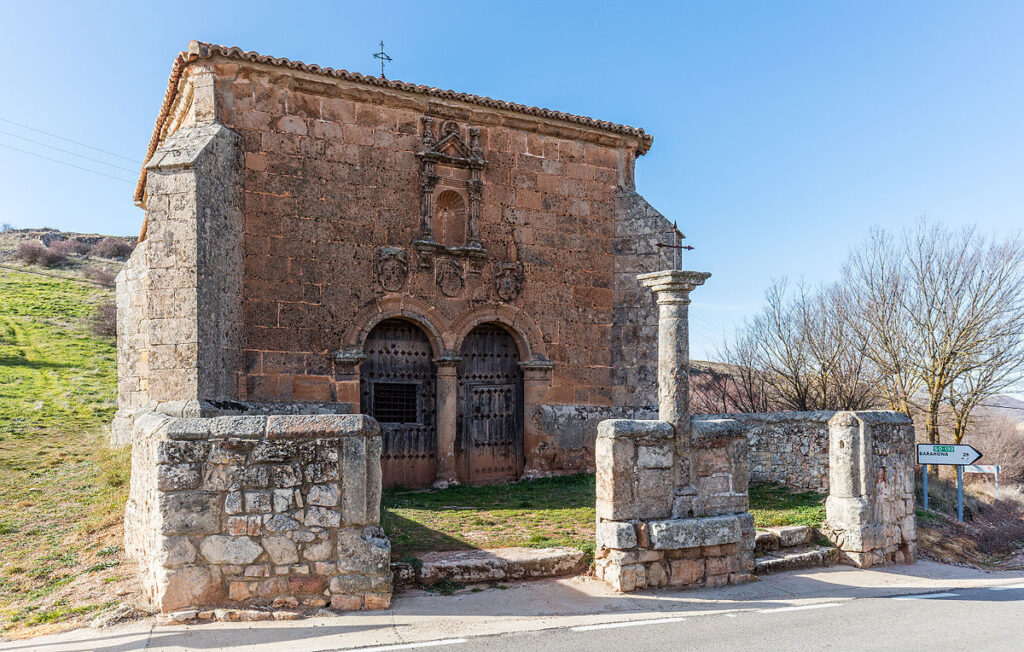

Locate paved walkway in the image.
[5,561,1024,652]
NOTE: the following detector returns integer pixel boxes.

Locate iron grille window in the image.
[373,382,419,424]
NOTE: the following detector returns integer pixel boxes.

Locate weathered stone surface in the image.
[200,536,263,565]
[597,521,637,550]
[648,516,742,550]
[263,536,299,565]
[417,547,587,585]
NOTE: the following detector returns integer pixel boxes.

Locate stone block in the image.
[264,536,299,564]
[648,515,742,550]
[157,464,202,491]
[200,536,264,565]
[669,558,704,585]
[597,521,637,550]
[161,492,222,535]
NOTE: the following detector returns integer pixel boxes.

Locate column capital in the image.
[637,270,711,304]
[433,355,462,368]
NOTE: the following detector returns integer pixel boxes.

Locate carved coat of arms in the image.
[375,247,408,292]
[435,258,464,297]
[495,263,524,302]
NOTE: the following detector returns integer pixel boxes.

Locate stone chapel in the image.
[115,41,682,489]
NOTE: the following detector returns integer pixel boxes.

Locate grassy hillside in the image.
[0,266,133,635]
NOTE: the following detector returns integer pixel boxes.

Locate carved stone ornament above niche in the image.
[414,116,488,267]
[435,258,464,297]
[495,262,525,302]
[375,247,408,292]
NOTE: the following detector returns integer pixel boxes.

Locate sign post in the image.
[964,465,1002,499]
[916,444,983,522]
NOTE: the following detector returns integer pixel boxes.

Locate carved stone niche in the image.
[414,117,488,270]
[495,262,525,302]
[375,247,408,292]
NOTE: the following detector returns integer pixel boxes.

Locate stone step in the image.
[392,547,588,588]
[754,545,840,574]
[754,526,816,554]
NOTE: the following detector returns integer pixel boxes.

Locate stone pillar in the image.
[332,351,365,409]
[520,360,554,476]
[434,356,461,487]
[636,270,710,433]
[824,411,916,568]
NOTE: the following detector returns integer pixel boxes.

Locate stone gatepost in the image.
[824,411,916,567]
[594,270,755,592]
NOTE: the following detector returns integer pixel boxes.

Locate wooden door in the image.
[457,324,523,484]
[360,319,437,488]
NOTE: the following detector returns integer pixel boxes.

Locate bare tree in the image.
[842,227,920,416]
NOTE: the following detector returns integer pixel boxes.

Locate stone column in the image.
[434,356,461,487]
[636,270,710,433]
[333,351,366,408]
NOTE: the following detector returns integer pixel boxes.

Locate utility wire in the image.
[0,129,138,173]
[0,142,133,184]
[0,116,140,163]
[0,263,113,288]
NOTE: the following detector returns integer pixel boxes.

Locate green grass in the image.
[0,267,128,633]
[749,483,827,527]
[382,474,596,559]
[382,475,829,559]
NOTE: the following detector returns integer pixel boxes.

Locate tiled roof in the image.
[135,41,653,205]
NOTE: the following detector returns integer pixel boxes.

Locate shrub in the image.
[15,242,67,268]
[91,301,117,337]
[48,239,91,256]
[92,238,134,260]
[84,266,117,288]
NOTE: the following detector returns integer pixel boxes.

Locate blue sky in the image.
[1,1,1022,361]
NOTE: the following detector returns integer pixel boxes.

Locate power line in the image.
[0,116,140,163]
[0,142,133,184]
[0,129,138,173]
[0,264,113,288]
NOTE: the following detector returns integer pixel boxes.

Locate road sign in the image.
[916,444,982,466]
[964,464,1000,474]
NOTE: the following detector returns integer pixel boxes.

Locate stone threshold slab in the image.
[392,546,589,587]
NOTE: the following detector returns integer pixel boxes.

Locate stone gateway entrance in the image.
[457,324,524,484]
[361,319,438,488]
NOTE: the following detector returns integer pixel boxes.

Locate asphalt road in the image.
[429,584,1024,652]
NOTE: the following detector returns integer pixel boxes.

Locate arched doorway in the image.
[360,319,437,488]
[457,324,524,484]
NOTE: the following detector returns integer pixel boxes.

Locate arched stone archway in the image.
[360,318,438,488]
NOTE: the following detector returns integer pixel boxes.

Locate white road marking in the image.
[989,583,1024,591]
[757,602,842,613]
[349,640,469,651]
[571,616,687,632]
[892,592,959,600]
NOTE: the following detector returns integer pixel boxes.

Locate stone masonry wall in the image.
[824,411,916,567]
[611,192,677,410]
[124,411,391,613]
[594,419,755,591]
[696,412,834,493]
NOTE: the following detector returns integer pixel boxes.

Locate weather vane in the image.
[654,221,694,269]
[373,41,392,79]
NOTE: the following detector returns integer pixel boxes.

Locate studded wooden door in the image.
[360,319,437,488]
[457,324,523,484]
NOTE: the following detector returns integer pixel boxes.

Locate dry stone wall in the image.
[124,411,391,613]
[696,412,833,493]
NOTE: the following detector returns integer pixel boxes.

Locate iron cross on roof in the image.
[654,221,694,269]
[373,41,393,79]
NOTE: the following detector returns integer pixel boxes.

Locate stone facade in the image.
[115,41,678,482]
[124,411,391,613]
[823,411,916,567]
[697,411,833,492]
